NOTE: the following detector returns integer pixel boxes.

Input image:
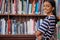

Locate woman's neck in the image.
[47,12,53,16]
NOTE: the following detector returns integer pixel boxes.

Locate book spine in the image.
[17,21,21,34]
[5,21,8,34]
[0,0,2,14]
[14,20,17,34]
[35,2,39,15]
[26,0,29,14]
[38,0,41,14]
[1,0,5,14]
[24,21,27,34]
[29,3,32,14]
[14,0,18,14]
[0,20,2,34]
[1,18,6,35]
[32,0,35,14]
[7,19,11,34]
[10,0,12,14]
[18,0,22,14]
[27,20,30,34]
[23,1,26,14]
[5,0,8,14]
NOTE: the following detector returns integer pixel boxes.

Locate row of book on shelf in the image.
[56,21,60,40]
[0,0,45,15]
[0,18,43,35]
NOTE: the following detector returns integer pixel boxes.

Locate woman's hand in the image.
[35,30,41,37]
[35,30,43,40]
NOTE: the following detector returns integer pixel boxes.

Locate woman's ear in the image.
[52,7,55,11]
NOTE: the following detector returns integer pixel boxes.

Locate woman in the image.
[35,0,57,40]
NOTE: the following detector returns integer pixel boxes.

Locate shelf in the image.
[0,35,36,40]
[0,14,8,16]
[0,14,47,17]
[9,14,47,17]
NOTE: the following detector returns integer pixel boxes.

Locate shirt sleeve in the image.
[38,18,49,34]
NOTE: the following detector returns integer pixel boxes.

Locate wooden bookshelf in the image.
[0,35,36,40]
[0,0,47,40]
[0,14,46,17]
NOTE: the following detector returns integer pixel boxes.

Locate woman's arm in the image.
[35,30,43,40]
[35,17,50,40]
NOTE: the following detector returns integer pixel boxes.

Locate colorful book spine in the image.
[17,21,21,34]
[24,21,27,34]
[20,22,24,34]
[32,19,35,34]
[5,21,8,34]
[41,0,45,15]
[1,0,5,14]
[12,0,16,14]
[35,2,39,15]
[36,20,40,29]
[23,1,26,14]
[56,0,60,16]
[22,0,24,14]
[10,0,12,14]
[7,19,11,34]
[29,3,32,14]
[26,0,29,14]
[38,0,41,14]
[18,0,22,14]
[14,20,17,34]
[40,19,43,26]
[12,20,14,34]
[14,0,18,14]
[5,0,8,14]
[1,18,6,35]
[32,0,35,14]
[0,0,2,14]
[27,20,30,34]
[0,20,2,34]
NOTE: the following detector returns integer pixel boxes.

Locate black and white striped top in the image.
[38,15,56,39]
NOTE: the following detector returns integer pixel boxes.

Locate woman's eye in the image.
[47,6,50,7]
[43,5,45,7]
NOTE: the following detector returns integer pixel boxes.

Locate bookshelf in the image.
[0,0,46,40]
[0,35,36,40]
[0,14,46,40]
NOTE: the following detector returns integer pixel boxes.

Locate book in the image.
[38,0,41,14]
[26,0,29,14]
[1,0,5,14]
[17,21,21,34]
[27,19,35,34]
[1,18,6,35]
[14,0,17,14]
[24,21,27,34]
[23,0,26,14]
[17,0,22,14]
[28,3,32,14]
[56,0,60,17]
[7,19,11,34]
[56,21,60,40]
[0,0,2,14]
[11,20,18,35]
[10,0,12,14]
[35,2,39,15]
[11,0,16,14]
[5,21,8,34]
[32,0,35,14]
[5,0,8,14]
[0,20,2,34]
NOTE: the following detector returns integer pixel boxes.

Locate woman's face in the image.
[43,1,54,14]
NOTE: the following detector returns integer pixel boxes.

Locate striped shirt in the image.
[38,15,56,39]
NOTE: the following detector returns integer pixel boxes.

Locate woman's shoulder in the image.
[48,15,56,19]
